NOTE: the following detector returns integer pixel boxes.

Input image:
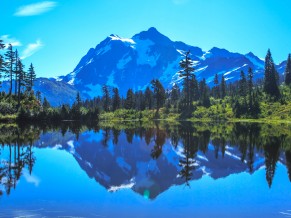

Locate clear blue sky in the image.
[1,0,291,78]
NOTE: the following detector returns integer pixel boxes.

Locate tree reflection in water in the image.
[1,121,291,198]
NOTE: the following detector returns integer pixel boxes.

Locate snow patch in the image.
[195,65,208,75]
[110,35,136,45]
[176,49,185,56]
[201,51,212,60]
[117,55,132,70]
[86,58,94,66]
[161,59,180,84]
[68,78,75,85]
[245,54,264,68]
[106,71,118,88]
[134,38,159,67]
[224,64,248,76]
[96,44,111,55]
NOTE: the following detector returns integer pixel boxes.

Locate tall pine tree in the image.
[178,51,195,109]
[213,73,220,98]
[144,87,153,109]
[189,74,199,101]
[171,83,180,104]
[125,88,135,109]
[102,85,111,112]
[264,49,280,99]
[27,63,36,92]
[199,78,210,107]
[112,87,121,111]
[151,79,166,113]
[16,58,26,106]
[4,44,15,96]
[239,70,247,97]
[14,50,19,95]
[247,67,253,94]
[284,54,291,86]
[0,39,5,84]
[220,75,226,98]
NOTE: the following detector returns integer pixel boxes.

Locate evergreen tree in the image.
[171,83,180,104]
[213,73,220,98]
[247,67,254,111]
[264,49,280,99]
[151,79,166,113]
[135,90,145,111]
[178,51,195,108]
[36,91,41,102]
[102,85,111,112]
[199,79,210,107]
[0,55,4,85]
[27,63,36,92]
[4,44,15,96]
[14,50,19,95]
[0,39,4,49]
[42,97,50,110]
[144,87,153,109]
[0,39,5,79]
[0,40,5,85]
[284,54,291,86]
[76,92,81,108]
[112,87,121,111]
[16,58,26,106]
[247,67,253,95]
[189,74,199,101]
[220,75,226,98]
[125,88,135,109]
[239,70,247,97]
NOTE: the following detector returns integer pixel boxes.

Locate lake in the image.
[0,121,291,218]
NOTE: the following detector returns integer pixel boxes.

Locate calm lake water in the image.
[1,121,291,218]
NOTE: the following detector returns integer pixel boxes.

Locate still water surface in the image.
[1,122,291,217]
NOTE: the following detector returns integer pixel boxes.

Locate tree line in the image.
[82,49,291,119]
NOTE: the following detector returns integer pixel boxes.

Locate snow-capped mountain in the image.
[58,27,286,98]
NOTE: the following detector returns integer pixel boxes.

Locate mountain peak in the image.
[245,52,256,57]
[133,27,172,46]
[147,27,159,33]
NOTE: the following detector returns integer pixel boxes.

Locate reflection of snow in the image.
[52,144,62,150]
[109,180,135,192]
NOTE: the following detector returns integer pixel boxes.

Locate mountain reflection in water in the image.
[1,121,291,217]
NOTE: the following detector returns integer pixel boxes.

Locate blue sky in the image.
[1,0,291,78]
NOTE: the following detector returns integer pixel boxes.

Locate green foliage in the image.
[0,101,17,115]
